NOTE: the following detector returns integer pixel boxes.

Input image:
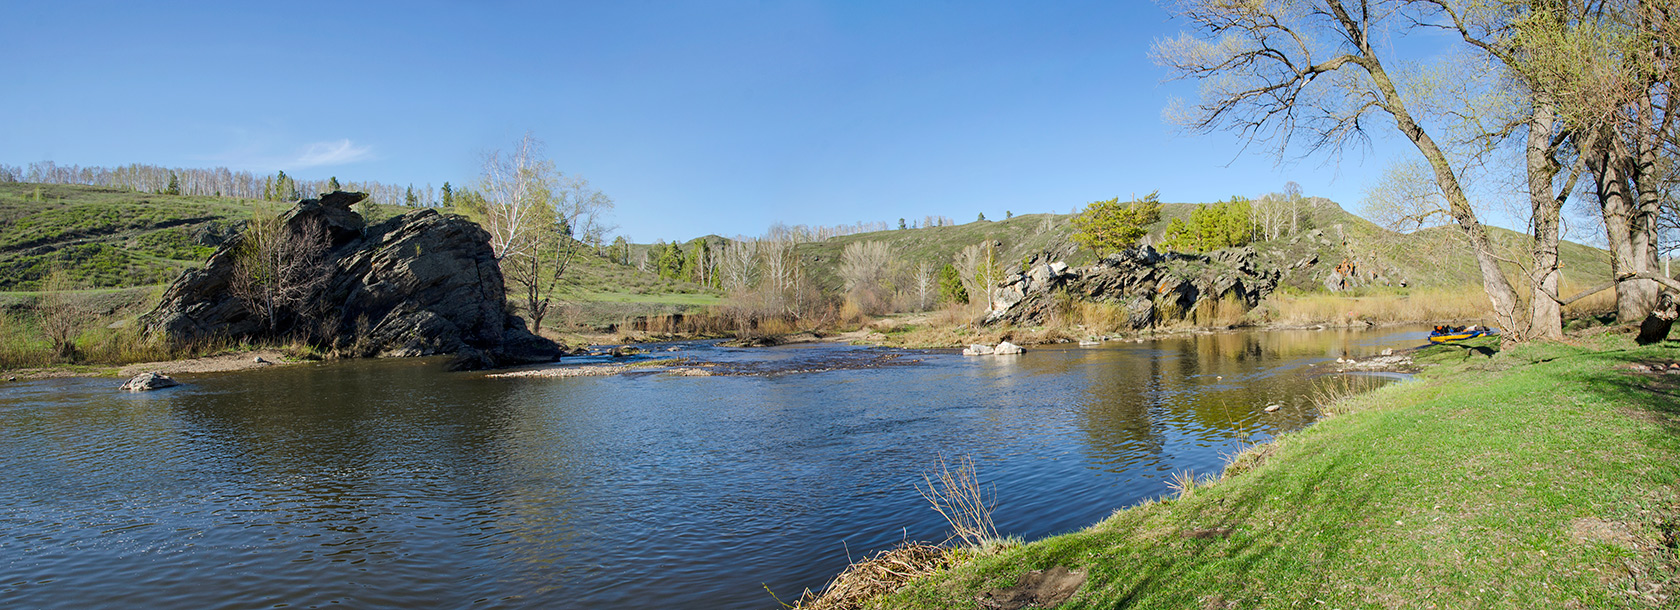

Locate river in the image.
[0,326,1425,608]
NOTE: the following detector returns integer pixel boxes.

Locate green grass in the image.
[872,338,1680,608]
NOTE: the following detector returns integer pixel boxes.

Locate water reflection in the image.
[0,326,1429,609]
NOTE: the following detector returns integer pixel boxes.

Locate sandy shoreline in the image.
[2,349,299,382]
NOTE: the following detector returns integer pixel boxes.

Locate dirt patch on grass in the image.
[1571,517,1639,550]
[976,565,1087,610]
[1180,527,1235,540]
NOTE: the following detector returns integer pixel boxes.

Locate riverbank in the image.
[812,334,1679,608]
[1,348,302,380]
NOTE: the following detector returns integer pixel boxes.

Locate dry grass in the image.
[1164,470,1214,500]
[1220,442,1279,478]
[1261,279,1621,327]
[1191,291,1249,328]
[787,543,953,610]
[1073,300,1132,334]
[917,454,1000,548]
[1558,276,1617,316]
[1257,286,1492,325]
[1309,373,1392,416]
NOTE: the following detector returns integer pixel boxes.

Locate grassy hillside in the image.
[0,183,423,292]
[0,183,260,290]
[791,198,1614,300]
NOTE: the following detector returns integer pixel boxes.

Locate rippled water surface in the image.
[0,327,1426,608]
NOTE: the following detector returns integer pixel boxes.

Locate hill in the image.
[0,182,1618,333]
[792,198,1612,300]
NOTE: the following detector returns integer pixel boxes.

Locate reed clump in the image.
[788,454,1005,610]
[787,543,952,610]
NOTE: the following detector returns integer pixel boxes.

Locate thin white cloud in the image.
[294,139,373,167]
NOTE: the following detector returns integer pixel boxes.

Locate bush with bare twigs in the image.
[917,454,999,548]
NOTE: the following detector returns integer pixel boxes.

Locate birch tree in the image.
[913,262,936,311]
[479,133,553,261]
[720,239,759,293]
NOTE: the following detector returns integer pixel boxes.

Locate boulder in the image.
[142,192,561,369]
[963,344,995,356]
[993,341,1024,355]
[120,372,178,392]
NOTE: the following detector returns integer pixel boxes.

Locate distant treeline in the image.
[0,161,441,207]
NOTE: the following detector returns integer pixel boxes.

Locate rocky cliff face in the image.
[143,192,561,369]
[983,245,1280,329]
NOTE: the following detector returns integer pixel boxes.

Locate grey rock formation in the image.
[984,245,1280,329]
[120,372,178,392]
[142,192,561,369]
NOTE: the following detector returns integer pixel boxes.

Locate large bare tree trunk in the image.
[1588,138,1657,322]
[1526,102,1565,340]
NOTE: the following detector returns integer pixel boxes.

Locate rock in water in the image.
[963,344,995,356]
[121,372,178,392]
[993,341,1024,355]
[141,192,561,369]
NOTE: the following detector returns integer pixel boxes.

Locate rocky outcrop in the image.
[983,245,1280,329]
[142,192,561,369]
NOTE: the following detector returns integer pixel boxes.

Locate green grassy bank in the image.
[865,337,1679,609]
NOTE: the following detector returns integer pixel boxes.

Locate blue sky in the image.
[4,1,1423,242]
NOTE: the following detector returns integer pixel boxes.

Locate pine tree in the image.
[682,242,703,283]
[274,171,296,201]
[937,264,967,305]
[166,172,180,195]
[405,185,417,206]
[1070,192,1162,254]
[441,182,454,208]
[977,212,987,222]
[329,176,341,191]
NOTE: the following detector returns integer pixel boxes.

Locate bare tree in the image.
[954,242,1003,308]
[1284,181,1305,234]
[913,262,936,311]
[1156,0,1605,340]
[839,240,895,313]
[230,213,331,335]
[474,135,616,333]
[720,239,759,293]
[761,237,799,315]
[39,269,87,360]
